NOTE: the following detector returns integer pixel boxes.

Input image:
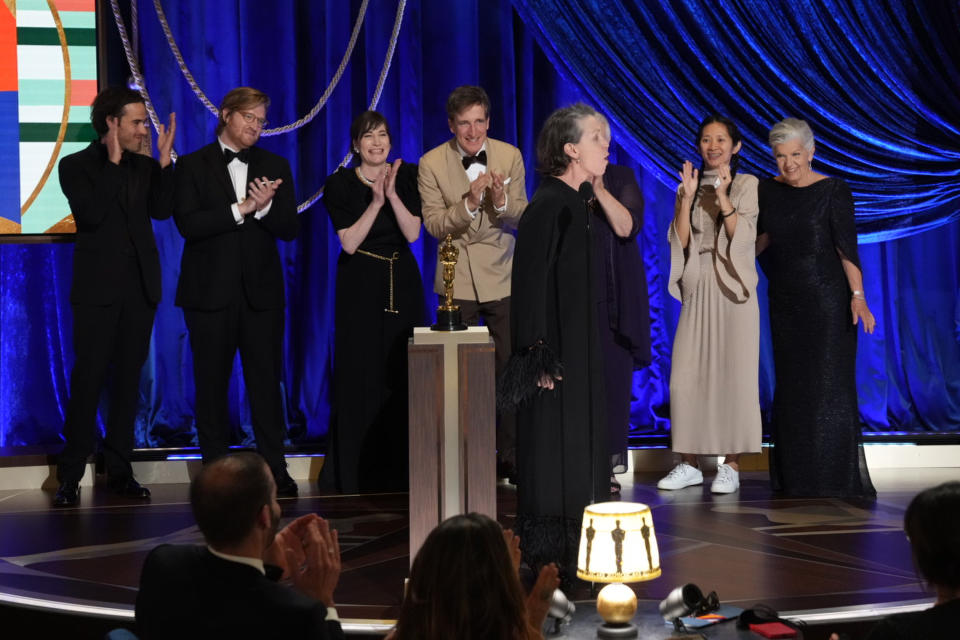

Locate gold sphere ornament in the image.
[596,582,638,624]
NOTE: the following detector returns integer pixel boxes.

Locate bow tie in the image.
[461,150,487,170]
[223,148,250,164]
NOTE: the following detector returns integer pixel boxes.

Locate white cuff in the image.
[464,197,478,218]
[255,200,273,220]
[493,193,508,213]
[231,203,244,225]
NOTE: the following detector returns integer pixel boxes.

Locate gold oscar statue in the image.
[431,234,468,331]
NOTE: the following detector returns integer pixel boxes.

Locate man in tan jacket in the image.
[418,85,527,478]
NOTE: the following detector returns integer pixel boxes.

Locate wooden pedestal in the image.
[407,327,496,565]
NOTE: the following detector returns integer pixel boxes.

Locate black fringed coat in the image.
[501,175,609,570]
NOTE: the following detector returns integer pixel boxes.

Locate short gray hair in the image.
[769,118,815,150]
[536,103,602,176]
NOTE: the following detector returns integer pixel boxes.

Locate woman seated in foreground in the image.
[831,481,960,640]
[387,513,560,640]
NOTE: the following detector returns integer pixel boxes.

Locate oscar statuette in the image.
[431,234,468,331]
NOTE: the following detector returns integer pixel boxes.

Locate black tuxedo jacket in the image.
[58,141,174,305]
[174,141,299,311]
[136,544,344,640]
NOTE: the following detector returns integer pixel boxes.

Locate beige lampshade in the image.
[576,501,661,583]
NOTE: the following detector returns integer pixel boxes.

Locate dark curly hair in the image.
[90,87,144,137]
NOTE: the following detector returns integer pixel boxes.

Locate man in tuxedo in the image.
[53,87,176,507]
[174,87,299,496]
[135,452,344,640]
[418,85,527,478]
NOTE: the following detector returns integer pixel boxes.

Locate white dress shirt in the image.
[458,141,508,218]
[218,137,272,224]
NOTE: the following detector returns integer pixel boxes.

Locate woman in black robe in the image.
[757,117,876,498]
[593,161,651,490]
[320,111,424,493]
[499,104,611,575]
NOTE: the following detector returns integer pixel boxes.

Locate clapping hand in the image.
[489,169,507,209]
[245,176,281,214]
[282,516,341,607]
[525,563,561,633]
[264,513,321,579]
[678,160,698,200]
[715,164,732,191]
[502,528,522,574]
[384,159,403,201]
[370,165,388,206]
[105,116,123,165]
[467,172,493,211]
[156,112,176,168]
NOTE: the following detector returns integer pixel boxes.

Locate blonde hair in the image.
[216,87,270,135]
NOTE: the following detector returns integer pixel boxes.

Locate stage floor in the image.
[1,467,957,634]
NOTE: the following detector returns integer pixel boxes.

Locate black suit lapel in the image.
[246,146,263,185]
[204,143,239,204]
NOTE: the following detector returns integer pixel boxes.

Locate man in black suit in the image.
[54,87,176,507]
[135,452,343,640]
[174,87,299,495]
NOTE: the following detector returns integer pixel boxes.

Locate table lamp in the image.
[577,502,660,638]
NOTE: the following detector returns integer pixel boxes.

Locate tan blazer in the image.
[418,137,527,302]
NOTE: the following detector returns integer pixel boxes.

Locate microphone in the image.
[578,181,595,203]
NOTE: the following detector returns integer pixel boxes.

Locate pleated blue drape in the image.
[0,0,956,453]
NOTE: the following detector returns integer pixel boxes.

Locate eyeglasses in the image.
[238,111,268,128]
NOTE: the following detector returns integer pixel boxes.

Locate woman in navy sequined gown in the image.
[757,118,876,498]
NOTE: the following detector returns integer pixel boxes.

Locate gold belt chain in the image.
[356,249,401,314]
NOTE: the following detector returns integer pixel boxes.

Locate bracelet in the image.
[851,290,865,300]
[720,208,737,218]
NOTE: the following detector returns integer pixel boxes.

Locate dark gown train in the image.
[320,162,425,493]
[757,176,875,498]
[593,165,651,474]
[500,176,609,574]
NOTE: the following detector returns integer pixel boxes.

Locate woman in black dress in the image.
[499,103,610,575]
[591,156,651,492]
[757,117,876,498]
[320,111,424,493]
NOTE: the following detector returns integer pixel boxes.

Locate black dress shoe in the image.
[275,474,299,498]
[53,481,80,507]
[109,477,151,499]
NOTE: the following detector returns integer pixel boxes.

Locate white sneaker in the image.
[711,463,740,494]
[657,463,703,490]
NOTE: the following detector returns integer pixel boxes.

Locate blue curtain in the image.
[0,0,957,452]
[512,0,960,433]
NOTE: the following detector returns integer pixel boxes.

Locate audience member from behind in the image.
[830,482,960,640]
[854,482,960,639]
[136,452,343,640]
[387,513,560,640]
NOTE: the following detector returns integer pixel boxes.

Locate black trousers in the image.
[58,262,155,484]
[184,298,288,478]
[451,295,516,468]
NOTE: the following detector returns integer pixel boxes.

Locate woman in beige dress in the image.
[657,114,761,494]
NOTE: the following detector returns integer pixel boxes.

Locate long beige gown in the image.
[667,170,761,455]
